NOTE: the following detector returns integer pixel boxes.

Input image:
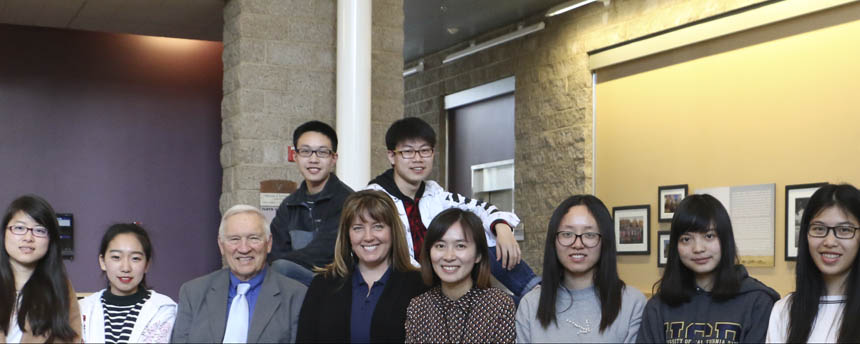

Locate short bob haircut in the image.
[537,195,625,332]
[788,183,860,343]
[99,223,154,291]
[0,195,77,340]
[321,190,416,279]
[419,208,491,288]
[292,120,338,152]
[655,194,741,306]
[384,117,436,151]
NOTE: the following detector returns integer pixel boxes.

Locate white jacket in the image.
[367,179,520,264]
[79,289,177,343]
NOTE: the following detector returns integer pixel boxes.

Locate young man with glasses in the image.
[268,121,353,286]
[367,117,540,304]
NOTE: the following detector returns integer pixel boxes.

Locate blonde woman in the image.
[296,190,425,342]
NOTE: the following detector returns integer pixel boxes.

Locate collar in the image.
[287,174,343,205]
[370,169,425,203]
[229,267,267,291]
[352,265,393,288]
[431,285,482,307]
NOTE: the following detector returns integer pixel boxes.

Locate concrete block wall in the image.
[221,0,404,212]
[372,0,405,176]
[403,0,768,275]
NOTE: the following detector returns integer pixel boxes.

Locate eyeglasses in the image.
[296,147,333,158]
[556,231,602,248]
[808,224,860,239]
[6,225,49,238]
[393,147,434,159]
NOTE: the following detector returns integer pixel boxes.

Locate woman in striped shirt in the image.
[79,223,176,343]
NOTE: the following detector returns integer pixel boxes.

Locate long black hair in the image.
[536,195,625,332]
[655,194,741,306]
[788,183,860,343]
[0,195,77,340]
[99,223,154,291]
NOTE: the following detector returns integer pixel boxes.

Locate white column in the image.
[336,0,372,190]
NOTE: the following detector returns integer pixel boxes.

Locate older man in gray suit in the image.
[172,205,307,343]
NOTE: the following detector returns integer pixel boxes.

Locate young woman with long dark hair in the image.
[767,183,860,343]
[405,208,516,343]
[516,195,645,342]
[0,195,80,343]
[79,223,177,343]
[637,194,779,343]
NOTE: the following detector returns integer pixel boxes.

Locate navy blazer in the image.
[296,268,426,343]
[171,268,307,343]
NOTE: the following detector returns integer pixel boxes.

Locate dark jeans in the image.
[271,259,315,286]
[487,246,541,305]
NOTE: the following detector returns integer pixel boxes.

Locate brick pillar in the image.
[221,0,404,212]
[371,0,405,176]
[220,0,337,212]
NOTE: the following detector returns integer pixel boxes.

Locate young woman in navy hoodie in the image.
[637,194,779,344]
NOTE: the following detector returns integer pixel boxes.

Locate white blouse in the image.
[766,294,845,343]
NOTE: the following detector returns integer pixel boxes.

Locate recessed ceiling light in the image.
[447,27,459,34]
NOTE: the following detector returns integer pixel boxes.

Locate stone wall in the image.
[221,0,403,212]
[403,0,768,274]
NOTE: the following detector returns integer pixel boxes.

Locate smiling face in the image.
[4,211,50,270]
[387,138,434,188]
[349,211,392,270]
[218,212,272,281]
[99,233,150,296]
[555,205,602,287]
[295,131,337,191]
[430,222,480,295]
[677,229,722,289]
[808,206,860,292]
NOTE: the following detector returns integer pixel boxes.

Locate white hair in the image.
[218,204,271,238]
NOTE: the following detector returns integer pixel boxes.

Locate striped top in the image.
[100,288,151,344]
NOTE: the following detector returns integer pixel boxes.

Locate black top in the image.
[296,268,427,343]
[268,173,354,269]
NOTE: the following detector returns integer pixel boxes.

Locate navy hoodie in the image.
[636,265,779,344]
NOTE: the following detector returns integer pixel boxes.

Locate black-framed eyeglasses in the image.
[6,225,49,238]
[808,224,860,239]
[296,147,333,158]
[393,147,434,159]
[556,231,602,248]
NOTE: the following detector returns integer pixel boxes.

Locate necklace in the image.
[564,318,591,335]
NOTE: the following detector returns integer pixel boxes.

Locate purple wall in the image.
[0,24,223,299]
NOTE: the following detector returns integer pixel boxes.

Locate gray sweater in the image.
[515,284,646,343]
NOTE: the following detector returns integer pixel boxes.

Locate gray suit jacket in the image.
[171,268,307,343]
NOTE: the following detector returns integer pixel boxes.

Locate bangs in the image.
[350,198,393,226]
[675,212,714,234]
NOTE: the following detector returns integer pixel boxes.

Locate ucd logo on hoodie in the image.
[664,321,743,344]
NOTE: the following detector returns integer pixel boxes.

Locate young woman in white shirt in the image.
[79,223,176,343]
[767,183,860,343]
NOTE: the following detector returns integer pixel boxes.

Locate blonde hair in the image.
[317,190,417,278]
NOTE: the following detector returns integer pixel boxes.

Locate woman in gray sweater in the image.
[516,195,645,343]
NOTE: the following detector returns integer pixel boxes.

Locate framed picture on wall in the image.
[785,182,827,261]
[658,184,688,223]
[657,230,671,267]
[613,205,650,255]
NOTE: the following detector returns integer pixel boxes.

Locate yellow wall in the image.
[594,4,860,297]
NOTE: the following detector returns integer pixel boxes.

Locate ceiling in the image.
[403,0,571,62]
[0,0,224,41]
[0,0,575,61]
